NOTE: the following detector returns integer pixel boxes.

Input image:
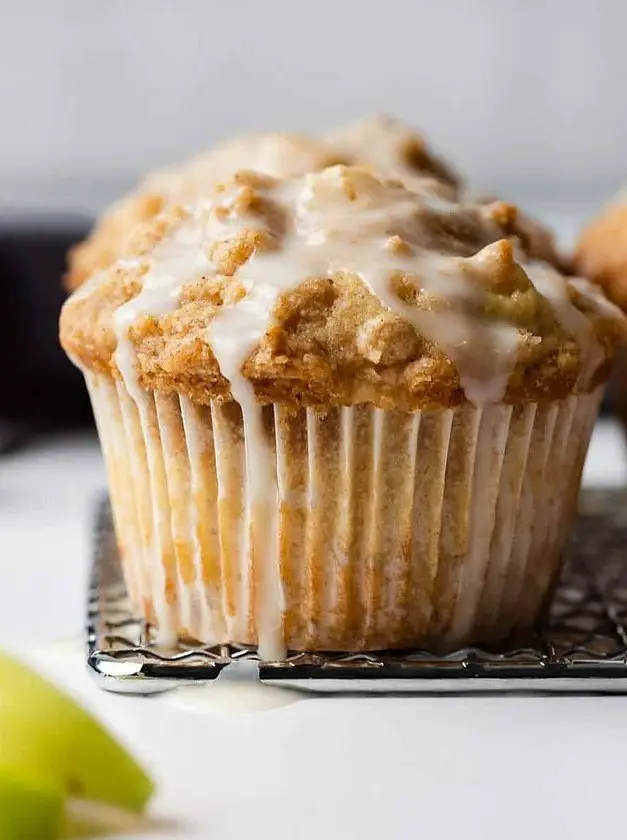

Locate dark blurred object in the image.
[0,221,93,428]
[0,422,30,456]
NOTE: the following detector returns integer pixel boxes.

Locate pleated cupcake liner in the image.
[86,371,602,655]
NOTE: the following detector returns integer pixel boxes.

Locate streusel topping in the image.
[61,165,627,410]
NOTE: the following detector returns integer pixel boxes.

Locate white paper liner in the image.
[85,373,603,653]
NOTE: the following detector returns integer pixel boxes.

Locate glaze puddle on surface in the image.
[32,638,303,710]
[165,661,304,715]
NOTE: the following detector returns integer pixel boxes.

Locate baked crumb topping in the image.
[61,165,627,409]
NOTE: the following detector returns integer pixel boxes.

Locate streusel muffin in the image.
[574,193,627,429]
[575,194,627,309]
[61,165,626,657]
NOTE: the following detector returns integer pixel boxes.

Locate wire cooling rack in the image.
[87,489,627,694]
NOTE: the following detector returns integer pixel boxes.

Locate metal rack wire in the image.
[87,489,627,694]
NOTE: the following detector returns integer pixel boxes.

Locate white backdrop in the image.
[2,0,627,213]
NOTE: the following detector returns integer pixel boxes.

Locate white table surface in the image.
[1,423,626,840]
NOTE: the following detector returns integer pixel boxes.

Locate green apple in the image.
[0,652,154,814]
[0,769,63,839]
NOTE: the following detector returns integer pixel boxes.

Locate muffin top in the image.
[65,116,464,291]
[574,193,627,311]
[60,164,626,411]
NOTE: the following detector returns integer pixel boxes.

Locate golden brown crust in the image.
[574,202,627,311]
[61,167,626,410]
[67,194,165,291]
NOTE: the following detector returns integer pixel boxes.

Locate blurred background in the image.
[2,0,627,431]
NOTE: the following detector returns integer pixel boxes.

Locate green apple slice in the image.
[0,652,154,814]
[0,769,63,839]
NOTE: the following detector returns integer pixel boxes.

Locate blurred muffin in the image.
[326,113,461,198]
[325,114,564,267]
[66,117,464,292]
[61,164,626,657]
[574,193,627,428]
[575,193,627,309]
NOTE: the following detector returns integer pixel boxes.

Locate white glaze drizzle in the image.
[208,292,285,661]
[113,226,211,402]
[207,170,520,407]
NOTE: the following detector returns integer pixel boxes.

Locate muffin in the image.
[61,164,626,658]
[65,116,463,293]
[574,193,627,428]
[575,193,627,310]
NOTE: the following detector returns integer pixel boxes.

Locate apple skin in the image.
[0,652,154,814]
[0,769,63,839]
